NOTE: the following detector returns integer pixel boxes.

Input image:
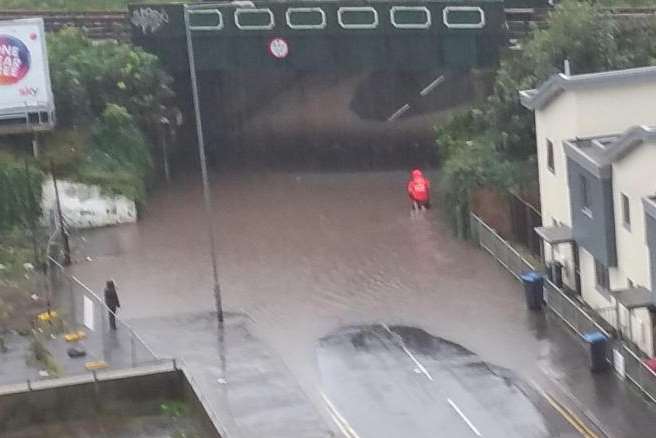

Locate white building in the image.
[520,66,656,357]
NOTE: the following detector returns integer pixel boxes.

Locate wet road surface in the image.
[69,171,656,437]
[318,324,576,438]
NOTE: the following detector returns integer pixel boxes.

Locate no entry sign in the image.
[268,37,289,59]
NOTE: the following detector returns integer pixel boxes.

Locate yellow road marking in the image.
[320,390,362,438]
[542,391,599,438]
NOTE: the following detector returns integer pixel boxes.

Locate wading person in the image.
[104,280,120,330]
[407,168,431,211]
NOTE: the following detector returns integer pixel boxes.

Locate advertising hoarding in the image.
[0,18,55,133]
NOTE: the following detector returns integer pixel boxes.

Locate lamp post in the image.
[184,5,224,322]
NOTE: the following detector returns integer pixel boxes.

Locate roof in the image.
[519,65,656,111]
[563,125,656,178]
[534,225,574,245]
[610,287,655,310]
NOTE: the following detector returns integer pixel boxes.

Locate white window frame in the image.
[390,6,431,30]
[286,7,327,30]
[235,8,275,30]
[189,9,224,31]
[338,6,379,30]
[442,6,485,30]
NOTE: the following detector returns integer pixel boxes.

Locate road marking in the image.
[535,369,612,438]
[320,390,362,438]
[530,379,600,438]
[380,323,433,381]
[387,103,411,121]
[419,75,445,96]
[447,398,482,437]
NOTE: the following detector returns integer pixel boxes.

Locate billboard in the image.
[0,18,55,133]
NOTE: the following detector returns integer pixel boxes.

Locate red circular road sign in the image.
[268,37,289,59]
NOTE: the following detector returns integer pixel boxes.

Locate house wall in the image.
[574,81,656,137]
[646,204,656,293]
[579,247,613,311]
[534,93,577,229]
[535,94,578,288]
[533,80,656,357]
[611,142,656,356]
[612,142,656,289]
[568,159,616,267]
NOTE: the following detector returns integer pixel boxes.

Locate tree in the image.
[436,0,656,232]
[47,28,174,134]
[75,104,152,203]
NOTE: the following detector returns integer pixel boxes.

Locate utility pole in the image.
[184,5,224,322]
[50,160,71,266]
[23,159,40,270]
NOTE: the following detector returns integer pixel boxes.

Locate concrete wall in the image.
[0,369,220,437]
[41,179,137,229]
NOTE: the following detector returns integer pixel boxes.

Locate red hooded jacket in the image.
[407,169,430,202]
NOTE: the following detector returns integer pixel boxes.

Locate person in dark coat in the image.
[104,280,120,330]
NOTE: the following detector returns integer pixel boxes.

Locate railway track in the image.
[0,6,654,42]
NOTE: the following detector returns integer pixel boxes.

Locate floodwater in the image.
[68,170,582,436]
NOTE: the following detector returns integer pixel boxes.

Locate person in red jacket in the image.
[407,168,431,210]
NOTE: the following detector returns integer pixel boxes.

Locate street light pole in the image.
[184,5,224,322]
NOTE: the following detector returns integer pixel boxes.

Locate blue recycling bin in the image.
[520,271,544,311]
[582,331,609,372]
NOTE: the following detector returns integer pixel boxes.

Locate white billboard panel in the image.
[0,18,55,131]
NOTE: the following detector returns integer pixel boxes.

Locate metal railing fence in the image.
[470,212,656,404]
[470,213,537,279]
[0,257,163,391]
[48,257,159,370]
[543,279,611,340]
[623,344,656,404]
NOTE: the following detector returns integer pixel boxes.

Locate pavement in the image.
[128,312,333,438]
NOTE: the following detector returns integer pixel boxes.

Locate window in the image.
[390,6,431,29]
[235,8,275,30]
[621,193,631,229]
[189,9,224,30]
[338,7,379,29]
[595,259,610,291]
[580,175,591,214]
[286,8,326,30]
[442,6,485,29]
[546,139,554,173]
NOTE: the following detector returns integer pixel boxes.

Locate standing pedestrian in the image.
[104,280,120,330]
[407,168,431,211]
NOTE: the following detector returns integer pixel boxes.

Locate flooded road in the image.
[68,170,653,437]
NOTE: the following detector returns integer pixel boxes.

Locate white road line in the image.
[380,323,433,381]
[387,103,411,121]
[320,391,362,438]
[447,398,482,437]
[419,75,445,96]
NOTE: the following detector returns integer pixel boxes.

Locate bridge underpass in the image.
[130,0,504,168]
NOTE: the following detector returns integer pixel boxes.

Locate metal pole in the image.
[50,161,71,266]
[23,159,40,270]
[184,5,224,322]
[161,121,171,183]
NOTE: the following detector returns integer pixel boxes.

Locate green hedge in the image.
[0,153,43,232]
